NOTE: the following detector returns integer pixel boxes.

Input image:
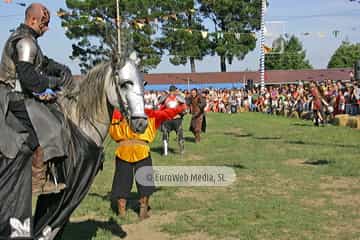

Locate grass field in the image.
[60,112,360,240]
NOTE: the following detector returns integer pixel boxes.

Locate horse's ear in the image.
[111,52,126,71]
[129,51,141,66]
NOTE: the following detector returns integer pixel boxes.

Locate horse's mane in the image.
[76,62,112,121]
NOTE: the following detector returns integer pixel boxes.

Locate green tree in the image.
[60,0,163,73]
[265,35,313,70]
[328,41,360,68]
[198,0,261,72]
[156,0,210,72]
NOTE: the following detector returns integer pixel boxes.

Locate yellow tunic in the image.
[109,118,157,163]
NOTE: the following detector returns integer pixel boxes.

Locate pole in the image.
[116,0,121,56]
[260,0,266,93]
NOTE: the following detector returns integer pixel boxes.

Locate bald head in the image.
[25,3,49,21]
[24,3,50,36]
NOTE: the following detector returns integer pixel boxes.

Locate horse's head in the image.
[106,54,148,133]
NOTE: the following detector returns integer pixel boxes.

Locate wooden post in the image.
[116,0,121,56]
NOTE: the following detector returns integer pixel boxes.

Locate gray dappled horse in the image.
[31,56,148,239]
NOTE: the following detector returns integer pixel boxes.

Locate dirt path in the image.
[117,212,176,240]
[114,211,214,240]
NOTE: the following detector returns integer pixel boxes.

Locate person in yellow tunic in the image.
[109,103,187,220]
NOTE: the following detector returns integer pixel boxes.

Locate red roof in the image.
[143,68,353,85]
[73,68,353,85]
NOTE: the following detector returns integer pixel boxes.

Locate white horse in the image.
[61,59,147,144]
[30,57,147,239]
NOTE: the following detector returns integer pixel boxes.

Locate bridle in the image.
[113,63,131,124]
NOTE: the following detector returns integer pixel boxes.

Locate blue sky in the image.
[0,0,359,74]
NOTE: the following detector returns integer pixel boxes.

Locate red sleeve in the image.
[145,104,187,129]
[112,109,123,121]
[144,109,156,118]
[159,104,166,110]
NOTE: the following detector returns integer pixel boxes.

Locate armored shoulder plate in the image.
[16,38,37,64]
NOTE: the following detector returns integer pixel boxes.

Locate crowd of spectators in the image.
[144,80,360,121]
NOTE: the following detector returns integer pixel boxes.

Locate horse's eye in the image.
[120,81,133,89]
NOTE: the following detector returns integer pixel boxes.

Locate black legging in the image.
[313,109,324,126]
[161,118,184,143]
[111,155,155,199]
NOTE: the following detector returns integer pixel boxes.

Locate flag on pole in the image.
[57,11,67,17]
[263,44,272,54]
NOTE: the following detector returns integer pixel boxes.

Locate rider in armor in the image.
[159,85,186,155]
[0,3,71,195]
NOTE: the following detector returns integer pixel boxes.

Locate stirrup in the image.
[49,162,66,193]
